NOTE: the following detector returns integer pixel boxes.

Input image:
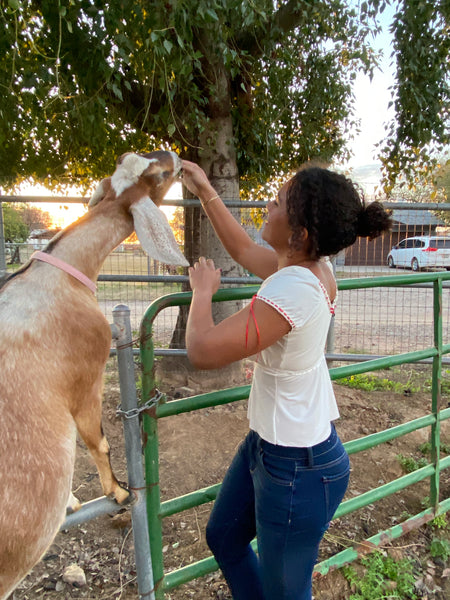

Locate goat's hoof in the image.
[66,491,82,514]
[114,482,132,505]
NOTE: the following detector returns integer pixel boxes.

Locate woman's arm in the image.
[187,258,290,369]
[181,160,278,280]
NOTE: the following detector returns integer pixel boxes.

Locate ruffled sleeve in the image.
[256,268,324,329]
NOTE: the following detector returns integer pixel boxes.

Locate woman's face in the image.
[261,181,293,250]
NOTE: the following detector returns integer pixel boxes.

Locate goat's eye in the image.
[162,170,171,179]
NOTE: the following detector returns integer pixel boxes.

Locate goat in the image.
[0,151,188,599]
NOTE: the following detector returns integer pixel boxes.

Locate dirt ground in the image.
[11,362,450,600]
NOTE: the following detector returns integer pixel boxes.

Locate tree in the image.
[436,159,450,201]
[2,204,29,265]
[386,154,450,225]
[1,1,447,186]
[169,207,185,248]
[2,204,29,243]
[379,1,449,193]
[17,204,52,231]
[2,203,52,263]
[392,154,450,202]
[1,0,448,359]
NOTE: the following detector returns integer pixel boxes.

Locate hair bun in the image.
[357,202,392,240]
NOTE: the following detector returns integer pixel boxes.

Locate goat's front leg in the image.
[73,383,130,505]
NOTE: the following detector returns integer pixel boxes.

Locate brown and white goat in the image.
[0,151,188,599]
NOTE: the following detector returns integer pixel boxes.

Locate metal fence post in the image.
[326,256,336,358]
[0,200,7,277]
[140,311,165,598]
[112,304,156,600]
[430,278,442,510]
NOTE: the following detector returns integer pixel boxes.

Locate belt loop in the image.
[307,446,314,468]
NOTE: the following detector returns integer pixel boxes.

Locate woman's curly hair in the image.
[285,167,391,259]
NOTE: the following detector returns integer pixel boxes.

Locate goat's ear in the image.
[130,197,189,266]
[88,178,112,208]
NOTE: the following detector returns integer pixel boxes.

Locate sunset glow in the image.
[18,182,181,230]
[40,202,87,229]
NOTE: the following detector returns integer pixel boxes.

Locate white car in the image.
[387,236,450,271]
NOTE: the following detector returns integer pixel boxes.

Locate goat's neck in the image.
[48,207,134,281]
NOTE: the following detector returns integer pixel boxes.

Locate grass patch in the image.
[336,373,419,394]
[397,453,428,473]
[419,441,450,456]
[429,514,448,531]
[424,368,450,396]
[429,537,450,561]
[342,551,417,599]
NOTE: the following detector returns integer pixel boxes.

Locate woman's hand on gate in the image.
[188,257,221,297]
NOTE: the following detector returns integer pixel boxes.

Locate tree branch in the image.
[236,0,314,57]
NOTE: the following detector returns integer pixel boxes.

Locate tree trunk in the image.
[162,24,247,385]
[9,245,21,265]
[166,113,245,385]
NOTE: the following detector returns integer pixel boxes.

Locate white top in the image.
[248,265,339,447]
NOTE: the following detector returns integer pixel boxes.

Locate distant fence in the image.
[1,197,450,361]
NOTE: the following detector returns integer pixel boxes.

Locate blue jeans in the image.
[206,426,350,600]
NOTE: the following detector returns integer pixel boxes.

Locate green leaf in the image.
[168,123,176,136]
[163,40,173,54]
[205,8,219,21]
[111,83,123,101]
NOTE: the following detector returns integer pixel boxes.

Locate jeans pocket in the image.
[254,449,294,487]
[322,459,350,522]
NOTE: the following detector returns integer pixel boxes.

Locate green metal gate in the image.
[139,271,450,598]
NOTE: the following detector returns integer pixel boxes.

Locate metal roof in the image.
[391,209,443,227]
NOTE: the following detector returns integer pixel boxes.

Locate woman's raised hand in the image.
[181,160,217,200]
[188,257,221,296]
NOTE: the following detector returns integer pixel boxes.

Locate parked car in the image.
[387,236,450,271]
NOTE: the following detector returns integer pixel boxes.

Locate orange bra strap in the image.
[246,295,261,349]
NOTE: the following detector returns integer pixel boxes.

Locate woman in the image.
[181,160,391,600]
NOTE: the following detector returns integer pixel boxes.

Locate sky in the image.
[343,3,396,197]
[23,4,397,228]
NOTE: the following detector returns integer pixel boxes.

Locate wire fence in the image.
[1,198,449,360]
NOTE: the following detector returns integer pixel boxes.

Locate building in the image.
[27,228,61,249]
[344,208,445,266]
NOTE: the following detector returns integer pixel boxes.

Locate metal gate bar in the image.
[61,304,155,600]
[140,271,450,598]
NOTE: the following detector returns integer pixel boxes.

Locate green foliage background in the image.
[2,203,52,242]
[0,0,447,192]
[2,204,29,242]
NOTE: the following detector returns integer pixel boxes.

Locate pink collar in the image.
[31,251,97,294]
